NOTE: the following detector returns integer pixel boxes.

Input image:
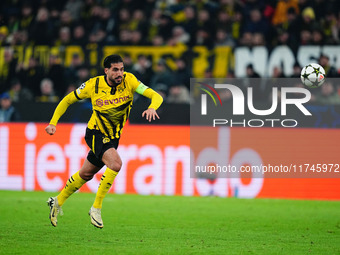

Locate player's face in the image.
[105,62,124,85]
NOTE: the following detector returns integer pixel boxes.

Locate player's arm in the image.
[45,92,79,135]
[136,83,163,122]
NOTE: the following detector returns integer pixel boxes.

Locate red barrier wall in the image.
[0,123,339,200]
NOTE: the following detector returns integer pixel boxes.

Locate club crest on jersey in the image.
[102,137,110,144]
[117,85,125,93]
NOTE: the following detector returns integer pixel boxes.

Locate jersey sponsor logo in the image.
[96,95,130,107]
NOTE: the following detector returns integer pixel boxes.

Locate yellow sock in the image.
[93,168,118,209]
[57,171,87,206]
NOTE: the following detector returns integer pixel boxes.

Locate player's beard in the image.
[109,76,122,86]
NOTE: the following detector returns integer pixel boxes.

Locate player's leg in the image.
[89,148,122,228]
[93,148,121,208]
[58,159,101,205]
[47,158,101,227]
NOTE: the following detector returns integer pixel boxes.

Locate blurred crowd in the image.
[1,0,339,48]
[0,0,340,121]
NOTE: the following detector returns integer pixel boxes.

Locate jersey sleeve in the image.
[49,92,79,126]
[126,72,143,93]
[142,88,163,110]
[74,79,92,100]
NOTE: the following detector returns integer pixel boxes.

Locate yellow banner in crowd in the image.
[0,45,234,78]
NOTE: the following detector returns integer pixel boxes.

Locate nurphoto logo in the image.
[194,78,313,128]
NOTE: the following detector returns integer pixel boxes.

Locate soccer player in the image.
[45,54,163,228]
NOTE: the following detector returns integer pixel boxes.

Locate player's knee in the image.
[79,171,94,181]
[108,160,122,172]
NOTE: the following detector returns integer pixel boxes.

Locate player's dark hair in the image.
[103,54,123,68]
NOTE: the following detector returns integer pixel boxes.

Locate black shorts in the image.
[84,128,119,168]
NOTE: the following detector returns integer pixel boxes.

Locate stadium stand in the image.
[0,0,339,116]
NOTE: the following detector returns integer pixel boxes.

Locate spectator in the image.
[0,92,20,122]
[167,85,191,104]
[55,26,72,47]
[72,24,87,46]
[0,48,17,93]
[246,64,260,78]
[180,6,197,34]
[158,13,174,42]
[12,30,29,47]
[31,7,54,45]
[36,78,59,103]
[76,65,91,84]
[172,26,190,45]
[300,29,312,45]
[300,7,317,34]
[216,10,233,33]
[197,9,214,36]
[319,54,338,78]
[252,32,265,46]
[64,83,77,97]
[132,55,154,85]
[290,63,302,78]
[17,57,45,96]
[59,10,74,30]
[147,8,162,42]
[192,28,214,48]
[47,54,66,97]
[316,82,340,105]
[231,10,244,41]
[151,35,165,46]
[64,53,84,85]
[8,78,33,102]
[122,54,134,73]
[88,6,114,45]
[19,3,34,32]
[117,29,132,45]
[244,8,268,36]
[239,32,253,46]
[130,30,146,45]
[272,0,299,26]
[312,29,324,45]
[130,9,148,35]
[115,8,132,35]
[321,11,339,44]
[215,28,235,47]
[150,59,174,94]
[245,64,264,101]
[272,66,285,78]
[0,26,9,46]
[65,0,83,21]
[173,58,191,90]
[285,7,300,47]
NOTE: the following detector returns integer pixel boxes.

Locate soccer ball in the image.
[300,63,326,88]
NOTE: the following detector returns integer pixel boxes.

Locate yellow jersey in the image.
[74,72,141,139]
[50,71,163,139]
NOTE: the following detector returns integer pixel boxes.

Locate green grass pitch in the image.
[0,190,339,255]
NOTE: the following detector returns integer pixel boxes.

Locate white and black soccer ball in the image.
[300,63,326,88]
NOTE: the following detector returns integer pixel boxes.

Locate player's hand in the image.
[45,124,56,135]
[142,108,160,122]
